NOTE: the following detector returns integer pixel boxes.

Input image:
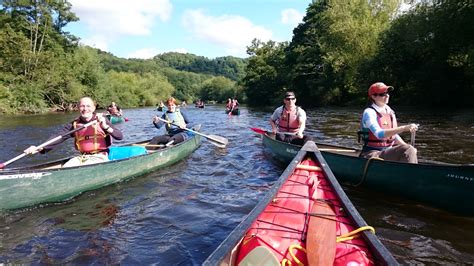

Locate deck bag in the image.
[108,146,147,161]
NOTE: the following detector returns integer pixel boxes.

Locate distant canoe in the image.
[0,134,202,211]
[106,114,125,124]
[204,141,396,265]
[259,132,474,216]
[195,105,205,108]
[225,109,240,115]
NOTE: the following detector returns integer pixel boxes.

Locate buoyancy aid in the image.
[164,109,186,133]
[73,116,109,153]
[359,106,397,149]
[277,105,300,133]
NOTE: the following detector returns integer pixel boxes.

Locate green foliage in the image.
[242,39,289,106]
[198,76,236,103]
[154,52,247,81]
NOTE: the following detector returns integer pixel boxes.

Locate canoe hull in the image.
[225,109,240,115]
[204,141,396,265]
[0,135,201,211]
[262,133,474,215]
[107,115,125,124]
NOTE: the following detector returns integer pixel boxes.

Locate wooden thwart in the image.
[306,201,337,265]
[296,165,322,171]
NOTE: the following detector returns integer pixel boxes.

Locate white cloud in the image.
[281,8,303,26]
[81,35,109,51]
[69,0,172,37]
[182,9,272,57]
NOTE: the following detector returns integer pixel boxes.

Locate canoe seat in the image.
[296,165,322,172]
[239,246,280,266]
[108,146,147,161]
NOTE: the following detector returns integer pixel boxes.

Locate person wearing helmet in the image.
[358,82,418,163]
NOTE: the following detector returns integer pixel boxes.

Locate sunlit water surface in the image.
[0,105,473,264]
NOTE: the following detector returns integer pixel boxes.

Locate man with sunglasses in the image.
[358,82,418,163]
[270,91,312,145]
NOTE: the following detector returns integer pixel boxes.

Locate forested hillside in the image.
[1,0,472,114]
[0,1,246,114]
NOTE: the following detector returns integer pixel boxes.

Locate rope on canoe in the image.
[336,226,375,242]
[354,157,384,187]
[282,244,306,266]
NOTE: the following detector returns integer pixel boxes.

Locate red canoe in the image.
[204,141,397,265]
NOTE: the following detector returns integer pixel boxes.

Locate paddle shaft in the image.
[157,118,228,146]
[410,130,416,146]
[0,120,98,169]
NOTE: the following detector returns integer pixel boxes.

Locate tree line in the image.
[243,0,474,108]
[1,0,472,114]
[0,1,246,114]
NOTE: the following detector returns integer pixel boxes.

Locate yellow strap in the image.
[336,226,375,242]
[281,244,306,266]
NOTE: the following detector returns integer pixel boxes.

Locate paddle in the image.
[306,201,337,265]
[0,120,98,169]
[250,127,296,136]
[157,118,229,148]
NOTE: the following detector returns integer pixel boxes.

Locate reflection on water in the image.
[0,105,473,264]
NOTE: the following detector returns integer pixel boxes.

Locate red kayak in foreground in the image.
[204,141,397,265]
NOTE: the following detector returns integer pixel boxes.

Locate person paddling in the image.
[24,97,123,167]
[270,91,312,145]
[358,82,418,163]
[151,97,191,146]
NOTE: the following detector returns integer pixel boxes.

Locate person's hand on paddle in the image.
[97,113,109,130]
[404,123,418,133]
[24,145,41,155]
[296,131,304,139]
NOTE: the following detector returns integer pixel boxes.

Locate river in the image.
[0,105,473,264]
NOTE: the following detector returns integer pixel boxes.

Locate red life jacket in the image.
[365,107,397,148]
[73,116,109,153]
[277,106,300,133]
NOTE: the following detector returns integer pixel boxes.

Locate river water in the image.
[0,105,473,264]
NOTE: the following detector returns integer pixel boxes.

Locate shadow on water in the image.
[0,105,473,264]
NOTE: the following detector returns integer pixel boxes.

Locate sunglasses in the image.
[373,92,389,97]
[285,98,296,101]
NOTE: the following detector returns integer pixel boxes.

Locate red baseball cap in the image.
[368,82,394,96]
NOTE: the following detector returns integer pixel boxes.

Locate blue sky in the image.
[64,0,313,59]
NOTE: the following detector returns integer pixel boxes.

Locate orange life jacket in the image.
[364,107,397,148]
[73,116,109,153]
[277,106,301,133]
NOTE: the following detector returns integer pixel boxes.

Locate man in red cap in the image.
[358,82,418,163]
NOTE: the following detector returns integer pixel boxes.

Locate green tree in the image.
[242,39,288,106]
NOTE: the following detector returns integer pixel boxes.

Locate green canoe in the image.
[260,133,474,216]
[106,114,125,124]
[0,134,201,211]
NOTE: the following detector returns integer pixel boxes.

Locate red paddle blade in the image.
[125,118,129,122]
[250,127,267,134]
[0,163,5,169]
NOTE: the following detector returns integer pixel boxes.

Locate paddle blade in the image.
[0,163,5,169]
[306,201,337,265]
[208,135,229,148]
[250,127,267,135]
